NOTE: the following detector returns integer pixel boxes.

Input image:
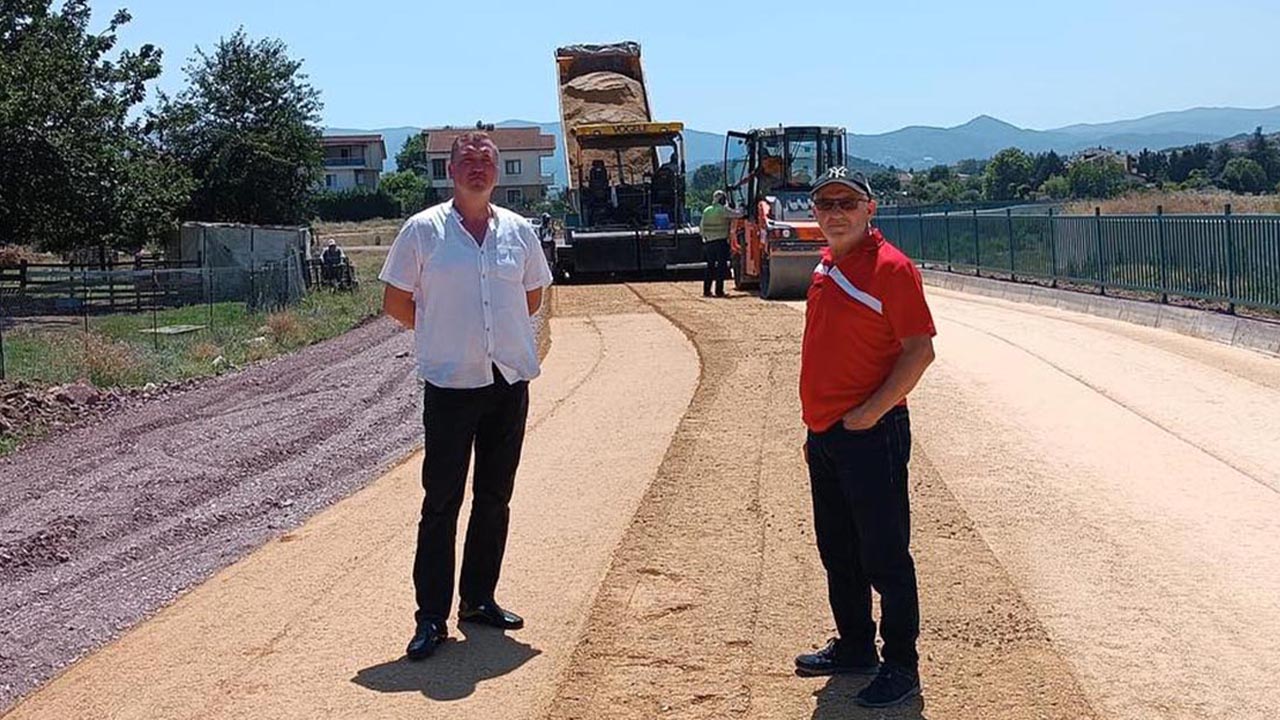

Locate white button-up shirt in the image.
[379,201,554,389]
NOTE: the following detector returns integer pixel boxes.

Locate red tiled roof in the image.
[425,127,556,153]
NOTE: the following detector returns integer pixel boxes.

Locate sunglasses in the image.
[813,197,868,212]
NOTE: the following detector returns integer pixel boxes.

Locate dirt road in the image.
[6,281,1278,718]
[906,287,1280,719]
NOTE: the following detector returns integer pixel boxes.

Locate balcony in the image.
[324,156,368,168]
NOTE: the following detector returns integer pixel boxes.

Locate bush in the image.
[1182,169,1213,191]
[189,342,223,363]
[265,310,306,347]
[1040,175,1070,200]
[44,331,149,388]
[1221,158,1269,194]
[311,188,401,222]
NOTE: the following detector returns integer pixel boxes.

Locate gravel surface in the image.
[0,299,698,720]
[0,317,422,710]
[544,284,1096,720]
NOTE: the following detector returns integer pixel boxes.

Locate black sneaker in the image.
[794,638,880,677]
[855,663,921,708]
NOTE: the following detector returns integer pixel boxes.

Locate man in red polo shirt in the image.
[793,167,936,709]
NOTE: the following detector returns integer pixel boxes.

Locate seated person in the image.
[735,151,784,196]
[320,239,346,284]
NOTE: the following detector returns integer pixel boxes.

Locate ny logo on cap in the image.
[826,166,849,179]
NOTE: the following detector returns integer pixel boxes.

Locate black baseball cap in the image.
[810,166,873,199]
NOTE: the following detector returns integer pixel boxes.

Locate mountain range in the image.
[326,105,1280,185]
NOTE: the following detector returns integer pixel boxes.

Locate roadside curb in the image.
[920,269,1280,357]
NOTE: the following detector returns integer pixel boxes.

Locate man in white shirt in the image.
[379,131,554,661]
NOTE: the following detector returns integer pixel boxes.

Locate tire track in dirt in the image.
[544,284,1097,719]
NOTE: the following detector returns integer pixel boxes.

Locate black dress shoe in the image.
[794,638,880,677]
[405,619,447,661]
[458,600,524,630]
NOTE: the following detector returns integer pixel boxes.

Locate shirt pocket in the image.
[493,239,526,282]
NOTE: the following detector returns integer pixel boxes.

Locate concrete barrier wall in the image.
[920,269,1280,357]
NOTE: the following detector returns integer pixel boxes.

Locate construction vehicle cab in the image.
[723,126,846,298]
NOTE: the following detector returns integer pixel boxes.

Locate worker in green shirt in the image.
[699,190,743,297]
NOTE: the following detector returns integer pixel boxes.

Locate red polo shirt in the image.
[800,227,936,432]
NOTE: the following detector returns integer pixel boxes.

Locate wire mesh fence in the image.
[0,254,354,384]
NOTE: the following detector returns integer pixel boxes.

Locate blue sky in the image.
[94,0,1280,134]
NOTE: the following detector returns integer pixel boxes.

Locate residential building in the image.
[1071,147,1136,175]
[423,126,556,207]
[320,134,387,191]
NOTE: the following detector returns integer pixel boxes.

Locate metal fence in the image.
[876,205,1280,313]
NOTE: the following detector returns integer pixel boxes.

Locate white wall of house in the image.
[425,149,553,192]
[321,168,382,191]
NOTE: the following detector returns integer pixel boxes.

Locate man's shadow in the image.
[351,624,541,702]
[810,674,927,720]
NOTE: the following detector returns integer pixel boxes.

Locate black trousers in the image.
[703,239,730,296]
[805,406,920,672]
[415,368,529,624]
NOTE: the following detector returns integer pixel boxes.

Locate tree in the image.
[982,148,1033,201]
[924,181,960,204]
[1031,150,1065,188]
[379,170,429,215]
[1246,127,1278,184]
[955,158,986,176]
[0,1,191,252]
[686,162,723,212]
[1136,149,1158,178]
[396,133,430,176]
[869,171,901,193]
[1221,158,1269,194]
[1208,143,1234,180]
[1182,168,1212,190]
[152,29,323,226]
[1067,159,1126,199]
[927,164,953,183]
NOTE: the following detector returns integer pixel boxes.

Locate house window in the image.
[505,159,522,176]
[432,158,448,180]
[506,188,523,205]
[325,174,335,188]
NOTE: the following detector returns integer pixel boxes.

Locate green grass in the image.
[2,251,387,390]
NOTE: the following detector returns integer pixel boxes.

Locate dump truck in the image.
[550,42,701,279]
[723,126,847,298]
